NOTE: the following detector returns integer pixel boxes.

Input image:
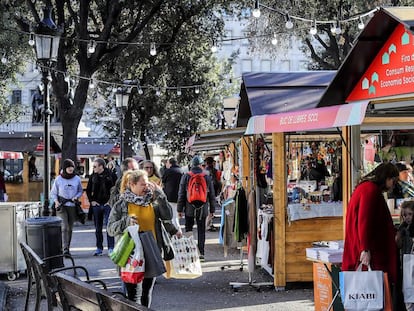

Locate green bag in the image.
[110,230,135,267]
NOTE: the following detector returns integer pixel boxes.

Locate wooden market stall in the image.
[237,71,371,289]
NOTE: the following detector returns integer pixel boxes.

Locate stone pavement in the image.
[0,218,315,311]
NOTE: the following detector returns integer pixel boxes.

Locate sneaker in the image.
[108,248,114,256]
[93,249,103,256]
[199,255,205,262]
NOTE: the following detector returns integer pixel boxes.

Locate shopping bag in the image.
[139,231,166,278]
[169,236,202,279]
[121,225,145,284]
[159,219,175,261]
[110,229,135,267]
[339,263,384,310]
[403,253,414,303]
[383,272,394,311]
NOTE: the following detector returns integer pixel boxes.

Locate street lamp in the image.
[33,7,62,216]
[115,87,131,162]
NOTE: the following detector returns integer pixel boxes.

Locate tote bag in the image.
[110,229,135,267]
[139,231,166,278]
[339,264,384,310]
[169,236,202,279]
[403,253,414,303]
[121,225,145,284]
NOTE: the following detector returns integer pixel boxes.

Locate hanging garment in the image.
[234,187,249,242]
[219,198,237,257]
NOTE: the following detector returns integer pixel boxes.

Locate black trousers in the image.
[125,277,155,307]
[185,215,206,255]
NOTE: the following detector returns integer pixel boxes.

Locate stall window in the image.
[261,60,272,72]
[3,159,23,183]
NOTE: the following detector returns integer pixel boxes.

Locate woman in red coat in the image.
[342,162,399,286]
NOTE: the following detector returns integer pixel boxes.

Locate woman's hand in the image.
[129,216,137,226]
[360,250,371,267]
[175,231,183,238]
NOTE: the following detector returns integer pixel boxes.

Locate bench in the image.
[53,272,150,311]
[19,241,106,311]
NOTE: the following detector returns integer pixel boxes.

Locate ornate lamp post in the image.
[33,7,62,216]
[115,87,131,162]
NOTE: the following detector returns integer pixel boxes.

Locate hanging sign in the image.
[348,24,414,101]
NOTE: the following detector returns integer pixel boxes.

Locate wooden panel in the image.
[286,272,313,282]
[273,132,286,288]
[286,218,343,233]
[241,137,252,190]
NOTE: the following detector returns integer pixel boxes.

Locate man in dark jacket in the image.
[177,155,217,261]
[86,157,116,256]
[162,158,183,233]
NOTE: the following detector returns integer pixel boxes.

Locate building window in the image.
[261,60,272,72]
[242,31,250,46]
[241,59,252,72]
[280,60,291,71]
[11,90,22,105]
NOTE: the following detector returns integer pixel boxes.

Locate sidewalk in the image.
[1,219,315,311]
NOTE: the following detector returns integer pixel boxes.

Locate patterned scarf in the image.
[121,188,153,206]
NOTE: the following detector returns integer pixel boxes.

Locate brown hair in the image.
[400,199,414,223]
[359,162,399,191]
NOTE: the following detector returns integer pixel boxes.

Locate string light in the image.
[309,20,317,35]
[155,88,161,96]
[1,53,7,64]
[334,21,342,35]
[271,33,278,45]
[88,40,96,54]
[285,14,294,29]
[176,87,182,96]
[211,41,218,53]
[195,86,200,94]
[150,42,157,56]
[252,0,261,18]
[89,78,95,89]
[358,17,365,30]
[28,33,35,46]
[137,85,144,95]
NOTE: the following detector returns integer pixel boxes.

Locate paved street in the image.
[2,219,315,311]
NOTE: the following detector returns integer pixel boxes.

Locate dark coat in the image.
[176,166,217,218]
[162,165,183,203]
[86,168,116,205]
[342,181,398,284]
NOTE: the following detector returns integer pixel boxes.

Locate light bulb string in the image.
[257,3,378,25]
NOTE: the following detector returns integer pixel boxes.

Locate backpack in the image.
[187,172,208,206]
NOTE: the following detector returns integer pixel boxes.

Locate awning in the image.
[188,128,246,153]
[237,71,336,127]
[77,143,116,156]
[0,132,61,153]
[0,151,24,159]
[245,100,369,135]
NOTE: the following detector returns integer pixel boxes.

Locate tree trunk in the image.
[123,109,134,158]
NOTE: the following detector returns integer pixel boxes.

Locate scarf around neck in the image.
[121,188,153,206]
[61,171,76,179]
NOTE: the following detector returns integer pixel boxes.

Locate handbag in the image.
[139,231,166,278]
[110,228,135,267]
[75,201,86,224]
[339,263,384,310]
[159,219,175,261]
[169,236,202,279]
[403,244,414,303]
[121,225,145,284]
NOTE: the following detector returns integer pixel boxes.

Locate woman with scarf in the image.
[50,159,83,256]
[107,169,179,307]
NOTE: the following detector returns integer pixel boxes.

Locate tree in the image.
[247,0,414,70]
[2,0,248,162]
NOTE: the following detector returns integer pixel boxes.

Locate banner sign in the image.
[348,24,414,101]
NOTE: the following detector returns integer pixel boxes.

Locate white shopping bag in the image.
[168,236,202,279]
[403,253,414,303]
[339,264,384,310]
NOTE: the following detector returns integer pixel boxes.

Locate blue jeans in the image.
[92,204,114,250]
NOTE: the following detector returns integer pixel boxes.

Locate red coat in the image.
[342,181,397,284]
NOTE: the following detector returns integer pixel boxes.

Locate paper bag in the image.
[403,253,414,303]
[169,236,202,279]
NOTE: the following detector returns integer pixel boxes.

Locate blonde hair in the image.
[120,169,148,193]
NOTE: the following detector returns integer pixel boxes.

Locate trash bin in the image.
[25,216,63,270]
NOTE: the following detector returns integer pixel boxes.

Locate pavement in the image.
[0,216,315,311]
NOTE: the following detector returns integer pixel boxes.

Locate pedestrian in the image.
[342,163,399,304]
[0,171,6,202]
[108,157,139,208]
[396,200,414,311]
[141,160,161,185]
[86,157,117,256]
[177,155,217,261]
[50,159,83,256]
[162,157,183,233]
[107,169,179,307]
[392,162,414,199]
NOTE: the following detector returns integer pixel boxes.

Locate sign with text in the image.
[348,24,414,101]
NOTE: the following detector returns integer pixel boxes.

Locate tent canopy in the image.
[188,128,246,153]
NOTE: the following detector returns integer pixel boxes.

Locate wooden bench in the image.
[19,241,106,311]
[53,272,150,311]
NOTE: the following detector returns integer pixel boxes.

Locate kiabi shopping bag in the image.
[403,253,414,303]
[339,263,384,310]
[169,236,202,279]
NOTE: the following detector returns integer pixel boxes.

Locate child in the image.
[396,200,414,310]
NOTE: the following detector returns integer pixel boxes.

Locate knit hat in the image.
[63,159,75,170]
[395,162,409,172]
[191,155,204,167]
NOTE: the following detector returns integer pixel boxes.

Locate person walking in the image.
[0,171,6,202]
[86,157,117,256]
[107,169,179,307]
[50,159,83,256]
[162,157,183,233]
[177,155,217,261]
[342,163,399,305]
[141,160,161,185]
[109,157,139,207]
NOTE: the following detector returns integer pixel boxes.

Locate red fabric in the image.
[342,181,398,284]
